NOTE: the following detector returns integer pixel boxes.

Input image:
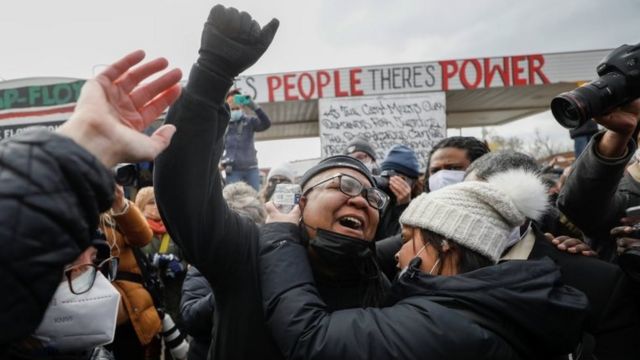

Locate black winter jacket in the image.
[0,130,114,349]
[558,131,640,260]
[180,266,214,360]
[259,223,589,360]
[155,64,383,360]
[528,226,640,359]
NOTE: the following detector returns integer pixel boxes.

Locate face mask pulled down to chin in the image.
[305,227,388,307]
[32,271,121,352]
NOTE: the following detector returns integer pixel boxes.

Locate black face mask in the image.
[303,226,388,307]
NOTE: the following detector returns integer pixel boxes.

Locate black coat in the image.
[528,226,640,359]
[558,131,640,260]
[155,64,383,360]
[0,130,114,349]
[259,223,589,360]
[180,266,214,360]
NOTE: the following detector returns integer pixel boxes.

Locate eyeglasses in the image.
[269,176,292,185]
[304,173,389,210]
[64,256,119,295]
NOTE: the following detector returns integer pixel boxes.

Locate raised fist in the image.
[198,4,279,79]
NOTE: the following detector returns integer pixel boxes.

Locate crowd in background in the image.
[1,4,640,360]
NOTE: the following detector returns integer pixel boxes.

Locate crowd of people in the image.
[1,4,640,360]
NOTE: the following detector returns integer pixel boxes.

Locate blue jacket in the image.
[223,109,271,169]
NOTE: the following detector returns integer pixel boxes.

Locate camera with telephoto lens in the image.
[551,42,640,129]
[158,310,189,360]
[373,169,398,191]
[112,163,138,187]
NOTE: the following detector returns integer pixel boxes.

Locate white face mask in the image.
[428,170,466,192]
[32,272,121,352]
[505,223,530,248]
[230,110,243,122]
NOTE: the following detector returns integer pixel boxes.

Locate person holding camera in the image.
[100,185,163,359]
[374,144,421,241]
[222,89,272,191]
[557,99,640,261]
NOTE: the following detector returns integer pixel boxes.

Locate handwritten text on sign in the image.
[319,93,446,170]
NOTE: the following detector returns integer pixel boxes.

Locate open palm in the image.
[58,50,182,167]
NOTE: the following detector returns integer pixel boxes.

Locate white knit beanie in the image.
[267,162,295,183]
[399,169,548,262]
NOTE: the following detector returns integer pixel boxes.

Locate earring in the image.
[442,239,450,251]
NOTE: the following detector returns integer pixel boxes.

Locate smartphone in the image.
[626,205,640,218]
[233,94,251,105]
[272,184,301,213]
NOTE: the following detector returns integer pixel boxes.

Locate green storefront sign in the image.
[0,80,85,110]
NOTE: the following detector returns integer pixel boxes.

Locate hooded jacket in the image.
[259,223,589,360]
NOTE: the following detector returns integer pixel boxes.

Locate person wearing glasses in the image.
[259,169,589,360]
[153,7,397,359]
[0,49,182,355]
[8,239,121,359]
[100,185,162,360]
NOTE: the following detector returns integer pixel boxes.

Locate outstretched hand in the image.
[57,50,182,168]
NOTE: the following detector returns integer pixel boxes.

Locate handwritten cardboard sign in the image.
[319,93,446,171]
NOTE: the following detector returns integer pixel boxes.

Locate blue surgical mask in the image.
[230,110,243,122]
[428,169,466,192]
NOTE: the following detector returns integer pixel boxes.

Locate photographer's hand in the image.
[611,224,640,255]
[595,99,640,158]
[111,185,127,214]
[389,176,412,206]
[57,50,182,168]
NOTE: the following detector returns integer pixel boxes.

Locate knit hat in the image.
[380,145,420,179]
[343,136,377,161]
[300,155,374,188]
[267,162,295,183]
[399,169,548,262]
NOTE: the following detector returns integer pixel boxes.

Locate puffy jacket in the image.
[100,204,161,345]
[180,266,214,360]
[259,222,589,360]
[223,109,271,169]
[0,130,114,349]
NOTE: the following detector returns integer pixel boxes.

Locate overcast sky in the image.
[2,0,638,167]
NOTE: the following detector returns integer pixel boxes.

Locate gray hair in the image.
[223,182,267,225]
[465,151,540,180]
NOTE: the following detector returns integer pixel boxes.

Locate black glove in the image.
[198,4,279,79]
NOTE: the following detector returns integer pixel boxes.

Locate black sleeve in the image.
[259,223,495,360]
[376,234,402,280]
[558,131,637,257]
[249,108,271,132]
[154,64,259,288]
[180,266,215,338]
[0,130,114,347]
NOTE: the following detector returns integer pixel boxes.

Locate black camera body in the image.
[551,42,640,128]
[373,169,397,191]
[113,163,138,187]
